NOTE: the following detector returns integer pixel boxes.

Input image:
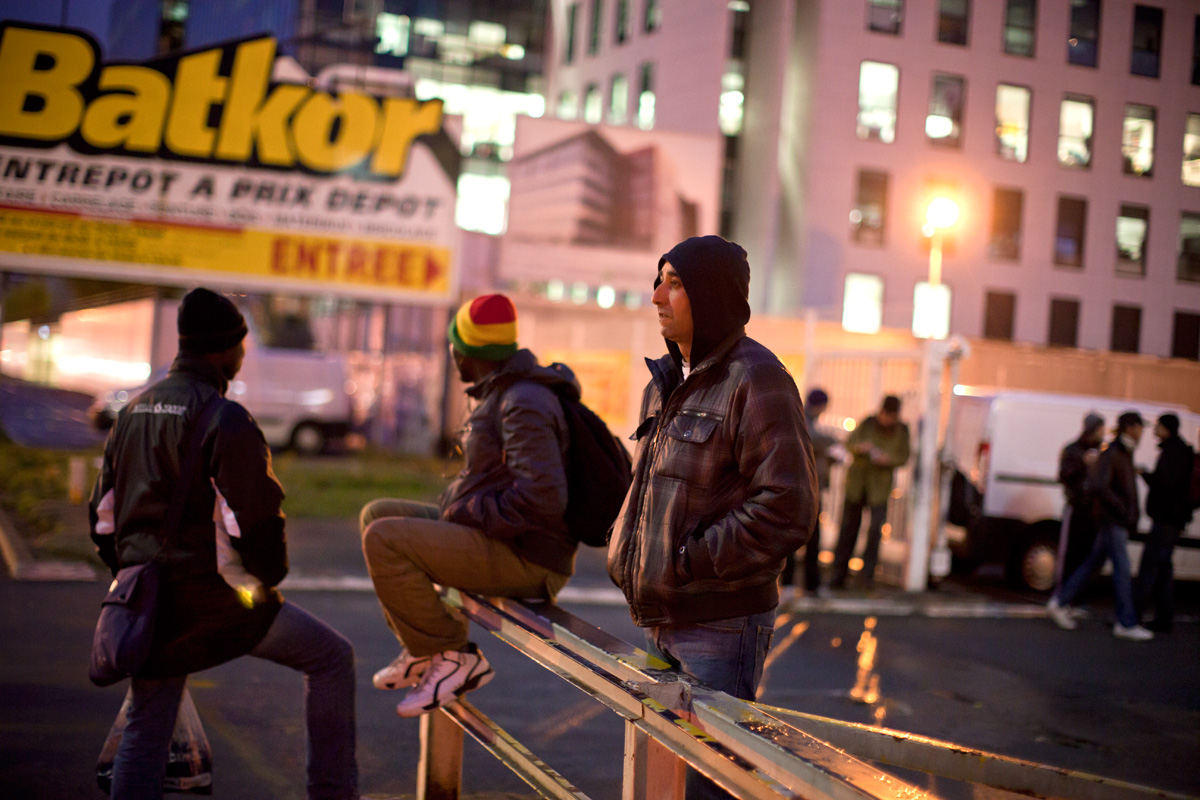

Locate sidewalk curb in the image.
[0,506,98,582]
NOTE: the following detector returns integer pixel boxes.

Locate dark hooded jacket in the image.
[607,236,818,627]
[1142,433,1196,527]
[441,348,580,575]
[89,354,285,679]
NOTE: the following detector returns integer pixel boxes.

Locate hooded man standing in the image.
[607,236,817,799]
[1056,412,1106,588]
[1134,413,1195,632]
[361,294,580,717]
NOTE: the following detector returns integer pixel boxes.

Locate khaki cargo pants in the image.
[360,499,570,657]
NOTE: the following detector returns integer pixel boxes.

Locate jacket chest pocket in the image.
[657,411,724,486]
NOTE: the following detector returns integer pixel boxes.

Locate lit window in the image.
[637,62,655,129]
[376,13,410,57]
[926,73,964,146]
[851,170,888,245]
[1057,94,1093,168]
[989,187,1024,260]
[719,66,745,136]
[995,84,1030,162]
[558,90,578,120]
[867,0,903,35]
[1122,104,1155,176]
[857,61,899,143]
[1068,0,1100,67]
[1054,196,1087,268]
[584,84,601,123]
[609,74,628,124]
[938,0,969,45]
[1179,212,1200,283]
[1130,5,1162,78]
[1004,0,1036,56]
[843,274,884,334]
[456,174,510,235]
[1183,113,1200,187]
[1116,204,1149,276]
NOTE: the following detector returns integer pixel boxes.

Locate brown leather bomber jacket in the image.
[607,332,818,628]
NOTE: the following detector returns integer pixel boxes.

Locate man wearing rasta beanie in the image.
[606,236,817,800]
[90,287,358,797]
[361,293,581,717]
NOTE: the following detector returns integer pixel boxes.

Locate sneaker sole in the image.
[395,666,495,718]
[373,663,431,691]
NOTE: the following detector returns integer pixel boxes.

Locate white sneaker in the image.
[395,644,494,718]
[1113,623,1154,641]
[372,649,433,690]
[1047,597,1077,630]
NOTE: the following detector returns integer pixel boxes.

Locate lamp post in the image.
[912,196,959,340]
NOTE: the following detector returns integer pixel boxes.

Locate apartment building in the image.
[547,0,1200,360]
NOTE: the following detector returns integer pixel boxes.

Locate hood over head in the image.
[656,235,750,365]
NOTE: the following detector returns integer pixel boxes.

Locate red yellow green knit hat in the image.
[447,294,519,361]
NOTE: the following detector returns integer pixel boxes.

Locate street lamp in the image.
[913,196,959,339]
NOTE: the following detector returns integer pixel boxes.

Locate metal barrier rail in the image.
[418,589,1194,800]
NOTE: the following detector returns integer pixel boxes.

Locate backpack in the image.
[556,393,633,546]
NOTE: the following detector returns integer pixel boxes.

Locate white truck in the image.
[943,388,1200,592]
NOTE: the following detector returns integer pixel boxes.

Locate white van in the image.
[943,388,1200,592]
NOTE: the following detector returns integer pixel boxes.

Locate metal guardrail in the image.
[418,589,1195,800]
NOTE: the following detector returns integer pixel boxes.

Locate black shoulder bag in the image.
[89,395,221,687]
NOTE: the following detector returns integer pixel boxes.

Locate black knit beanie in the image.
[178,288,248,354]
[656,235,750,365]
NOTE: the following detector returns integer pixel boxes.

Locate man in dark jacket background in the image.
[1055,412,1105,589]
[1134,413,1195,632]
[1048,411,1153,641]
[361,294,579,717]
[606,235,817,799]
[90,288,357,799]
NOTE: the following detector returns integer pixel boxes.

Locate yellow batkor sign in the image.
[0,24,443,178]
[0,206,451,294]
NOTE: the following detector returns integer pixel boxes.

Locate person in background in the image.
[1134,413,1195,633]
[1055,412,1105,590]
[360,294,579,718]
[91,288,357,800]
[780,388,837,603]
[607,235,817,800]
[829,395,911,590]
[1048,411,1154,641]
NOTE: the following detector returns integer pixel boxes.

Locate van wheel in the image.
[1008,532,1058,592]
[290,423,326,456]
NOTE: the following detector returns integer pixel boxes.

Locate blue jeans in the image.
[1055,523,1138,628]
[111,602,358,800]
[645,610,776,800]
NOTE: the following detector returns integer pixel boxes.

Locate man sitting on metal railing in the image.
[360,294,580,717]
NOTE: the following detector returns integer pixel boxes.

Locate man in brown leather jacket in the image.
[607,236,817,798]
[361,294,580,717]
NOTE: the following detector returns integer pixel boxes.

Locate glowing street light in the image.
[913,196,960,340]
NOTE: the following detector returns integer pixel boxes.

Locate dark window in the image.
[1179,212,1200,282]
[1131,5,1163,78]
[927,73,965,147]
[565,3,579,63]
[644,0,661,33]
[939,0,970,45]
[1054,197,1087,267]
[720,135,739,238]
[984,291,1016,340]
[868,0,903,35]
[615,0,630,43]
[1069,0,1101,67]
[589,0,603,54]
[1172,311,1200,360]
[1116,204,1149,276]
[158,0,188,54]
[989,187,1024,260]
[1111,305,1141,353]
[1193,16,1200,85]
[1048,298,1080,347]
[1004,0,1037,56]
[852,170,889,245]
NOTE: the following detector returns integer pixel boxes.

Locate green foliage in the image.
[271,450,453,519]
[0,440,74,535]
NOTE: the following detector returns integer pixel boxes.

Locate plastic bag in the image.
[97,686,214,795]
